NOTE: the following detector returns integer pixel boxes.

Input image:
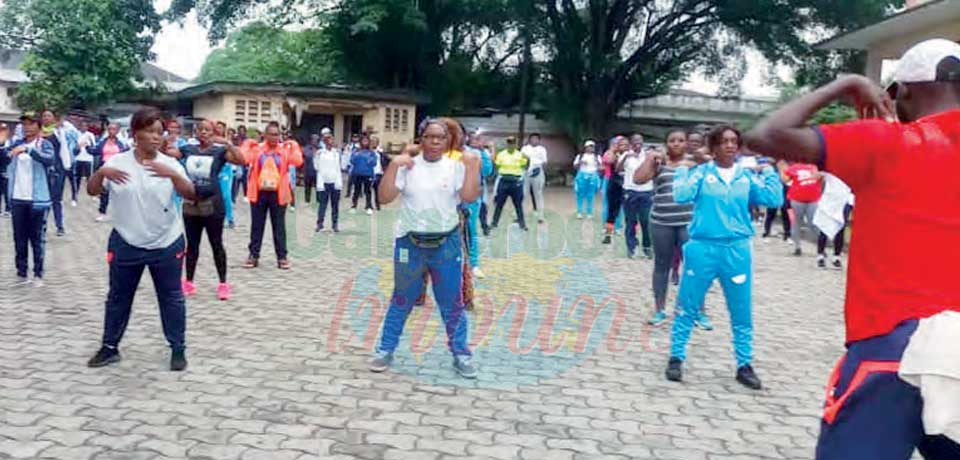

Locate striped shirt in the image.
[651,164,694,226]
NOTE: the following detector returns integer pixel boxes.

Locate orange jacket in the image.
[241,139,304,205]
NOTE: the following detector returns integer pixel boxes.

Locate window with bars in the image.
[392,109,400,131]
[401,109,409,132]
[384,108,393,132]
[234,99,273,126]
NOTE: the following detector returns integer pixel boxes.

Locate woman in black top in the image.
[177,119,244,301]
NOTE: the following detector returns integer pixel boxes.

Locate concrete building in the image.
[817,0,960,82]
[158,81,425,150]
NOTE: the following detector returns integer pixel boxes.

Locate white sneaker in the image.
[33,278,44,287]
[289,206,295,212]
[95,214,110,223]
[366,209,373,216]
[243,197,250,203]
[71,200,77,207]
[472,267,486,279]
[576,214,583,220]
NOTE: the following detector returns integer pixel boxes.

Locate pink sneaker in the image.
[181,279,197,296]
[216,283,231,301]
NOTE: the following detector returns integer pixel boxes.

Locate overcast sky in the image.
[150,0,782,98]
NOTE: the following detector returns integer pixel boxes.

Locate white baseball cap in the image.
[889,39,960,94]
[320,127,332,136]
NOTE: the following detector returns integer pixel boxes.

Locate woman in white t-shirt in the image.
[369,119,481,379]
[85,107,197,372]
[573,140,601,219]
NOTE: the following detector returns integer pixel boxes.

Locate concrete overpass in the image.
[615,89,777,140]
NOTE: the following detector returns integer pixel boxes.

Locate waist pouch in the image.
[406,227,459,249]
[529,167,542,178]
[183,198,216,217]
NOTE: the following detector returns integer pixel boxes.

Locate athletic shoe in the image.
[87,346,121,368]
[614,229,622,235]
[71,200,77,207]
[216,283,231,301]
[366,208,374,216]
[242,258,258,269]
[832,257,843,270]
[695,313,714,331]
[643,248,653,259]
[278,259,291,270]
[14,275,31,286]
[576,213,583,220]
[243,197,250,203]
[369,351,394,373]
[315,225,323,233]
[519,225,529,232]
[181,279,197,296]
[602,234,612,245]
[95,214,110,223]
[648,310,668,327]
[537,218,545,224]
[289,205,296,212]
[736,364,762,390]
[627,249,636,259]
[817,256,826,269]
[170,349,188,372]
[453,355,478,379]
[671,270,680,286]
[793,247,802,256]
[56,228,65,237]
[33,277,44,287]
[665,357,683,382]
[227,221,235,229]
[333,226,340,233]
[472,267,486,279]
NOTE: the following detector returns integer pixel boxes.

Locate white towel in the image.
[813,173,853,239]
[899,311,960,443]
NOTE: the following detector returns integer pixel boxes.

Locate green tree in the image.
[198,22,337,84]
[0,0,161,110]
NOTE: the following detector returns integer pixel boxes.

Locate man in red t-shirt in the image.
[781,161,822,256]
[746,39,960,459]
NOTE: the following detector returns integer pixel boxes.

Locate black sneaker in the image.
[736,364,762,390]
[817,257,826,269]
[643,248,653,259]
[832,258,843,270]
[87,347,121,368]
[333,226,340,233]
[519,225,529,232]
[793,248,802,256]
[602,234,612,245]
[170,349,187,372]
[56,228,65,237]
[665,357,683,382]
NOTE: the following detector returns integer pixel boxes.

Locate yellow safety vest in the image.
[495,148,527,177]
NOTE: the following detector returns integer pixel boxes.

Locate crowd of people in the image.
[5,37,960,459]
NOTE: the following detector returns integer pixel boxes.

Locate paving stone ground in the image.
[0,186,853,460]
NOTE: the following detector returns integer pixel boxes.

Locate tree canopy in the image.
[0,0,162,110]
[197,22,337,84]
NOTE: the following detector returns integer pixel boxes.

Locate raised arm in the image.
[745,75,893,164]
[748,167,784,208]
[672,165,704,204]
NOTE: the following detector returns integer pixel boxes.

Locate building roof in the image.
[0,49,191,85]
[817,0,960,50]
[166,81,429,105]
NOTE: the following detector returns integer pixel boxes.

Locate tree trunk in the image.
[517,27,532,140]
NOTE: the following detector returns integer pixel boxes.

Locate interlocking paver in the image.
[0,189,850,459]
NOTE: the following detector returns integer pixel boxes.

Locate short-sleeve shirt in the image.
[181,144,229,216]
[785,163,822,203]
[816,110,960,344]
[621,152,653,192]
[105,152,189,250]
[393,155,465,238]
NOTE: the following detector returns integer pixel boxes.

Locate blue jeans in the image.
[574,171,599,215]
[816,320,960,459]
[219,167,234,224]
[670,238,753,366]
[378,230,471,357]
[48,170,66,231]
[102,231,186,351]
[464,200,481,268]
[623,190,653,255]
[11,201,48,278]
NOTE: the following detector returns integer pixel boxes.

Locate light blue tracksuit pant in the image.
[574,171,600,216]
[464,200,481,268]
[219,165,234,224]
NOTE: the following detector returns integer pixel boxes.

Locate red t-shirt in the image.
[818,110,960,344]
[785,163,822,202]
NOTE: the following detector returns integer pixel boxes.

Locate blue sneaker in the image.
[695,313,714,331]
[648,310,668,326]
[369,350,394,373]
[453,355,478,379]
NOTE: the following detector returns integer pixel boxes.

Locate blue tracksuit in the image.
[669,162,782,367]
[219,164,234,223]
[573,155,601,216]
